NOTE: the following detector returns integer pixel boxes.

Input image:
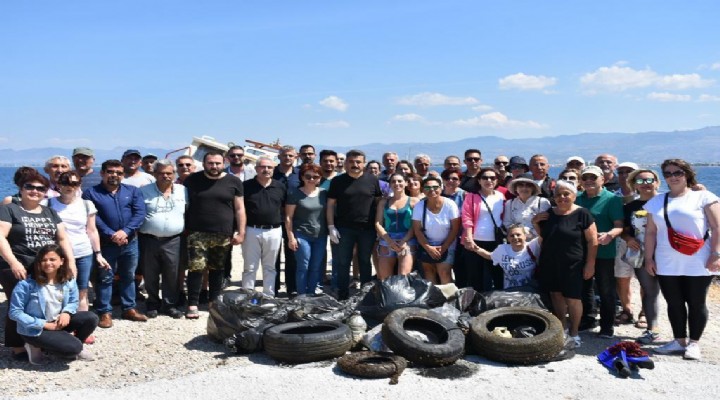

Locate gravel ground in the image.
[2,248,720,400]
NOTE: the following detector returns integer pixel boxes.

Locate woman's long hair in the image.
[33,244,73,285]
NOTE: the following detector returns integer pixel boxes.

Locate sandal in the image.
[614,310,635,325]
[635,312,648,329]
[185,307,200,320]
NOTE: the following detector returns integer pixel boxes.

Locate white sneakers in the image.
[24,343,49,366]
[654,340,702,360]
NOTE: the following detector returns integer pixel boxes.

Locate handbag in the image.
[663,193,708,256]
[418,199,449,263]
[481,194,507,245]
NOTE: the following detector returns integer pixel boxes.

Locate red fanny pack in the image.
[663,194,708,256]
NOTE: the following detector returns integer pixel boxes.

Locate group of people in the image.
[0,144,718,365]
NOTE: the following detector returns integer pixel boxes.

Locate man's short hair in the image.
[464,149,482,159]
[530,154,548,163]
[153,159,175,171]
[203,151,225,163]
[256,156,274,166]
[299,144,315,152]
[414,153,431,163]
[45,155,70,170]
[176,155,194,164]
[346,149,365,160]
[280,145,296,154]
[382,152,398,160]
[226,145,244,154]
[319,149,337,160]
[101,159,123,172]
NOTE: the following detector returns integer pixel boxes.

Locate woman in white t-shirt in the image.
[469,224,540,289]
[503,174,551,240]
[412,176,460,284]
[644,159,720,360]
[49,171,109,314]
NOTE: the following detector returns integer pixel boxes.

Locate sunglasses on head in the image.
[634,177,656,185]
[662,170,685,178]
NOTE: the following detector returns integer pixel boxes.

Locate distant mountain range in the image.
[1,126,719,167]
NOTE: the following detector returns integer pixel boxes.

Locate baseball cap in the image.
[617,162,639,171]
[566,156,585,165]
[122,149,142,158]
[142,153,158,161]
[72,147,94,157]
[581,165,603,177]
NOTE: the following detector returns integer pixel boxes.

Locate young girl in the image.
[9,244,98,365]
[468,223,540,289]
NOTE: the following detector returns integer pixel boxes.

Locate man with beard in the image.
[83,160,148,327]
[72,147,102,192]
[44,155,71,198]
[319,150,339,190]
[141,154,158,174]
[225,145,256,181]
[379,152,398,181]
[273,146,300,295]
[299,144,317,165]
[595,154,620,192]
[138,159,187,319]
[241,157,286,296]
[327,150,382,300]
[121,149,155,188]
[183,151,245,319]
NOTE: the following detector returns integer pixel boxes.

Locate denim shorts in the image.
[378,232,417,258]
[75,254,94,290]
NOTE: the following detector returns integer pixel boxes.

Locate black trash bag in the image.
[478,287,547,312]
[355,273,446,322]
[287,294,351,322]
[207,289,289,342]
[225,323,275,354]
[511,325,537,338]
[452,287,484,316]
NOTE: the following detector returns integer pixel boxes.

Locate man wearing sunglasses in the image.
[494,155,511,187]
[225,145,256,182]
[460,149,483,193]
[298,144,317,165]
[175,155,196,184]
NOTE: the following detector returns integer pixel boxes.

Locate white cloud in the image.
[471,104,493,112]
[451,112,547,129]
[397,92,478,107]
[318,96,348,112]
[308,120,350,129]
[581,64,714,93]
[698,94,720,102]
[498,73,557,91]
[646,92,692,102]
[712,63,720,71]
[390,113,426,122]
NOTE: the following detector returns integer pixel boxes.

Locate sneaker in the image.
[571,335,582,348]
[654,340,686,355]
[146,309,159,319]
[162,307,184,319]
[24,343,49,366]
[636,330,660,345]
[578,319,598,332]
[598,330,614,339]
[76,348,96,362]
[683,342,702,360]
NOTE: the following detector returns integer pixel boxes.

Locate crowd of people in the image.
[0,144,718,365]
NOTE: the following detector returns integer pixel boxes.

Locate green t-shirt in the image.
[575,188,624,259]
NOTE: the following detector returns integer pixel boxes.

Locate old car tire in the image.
[470,306,564,364]
[337,351,407,380]
[381,307,464,367]
[264,320,352,363]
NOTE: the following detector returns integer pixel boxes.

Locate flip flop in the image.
[185,308,200,319]
[635,313,648,329]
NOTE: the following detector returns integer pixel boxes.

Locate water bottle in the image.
[347,312,367,347]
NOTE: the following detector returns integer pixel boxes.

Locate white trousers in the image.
[241,226,282,296]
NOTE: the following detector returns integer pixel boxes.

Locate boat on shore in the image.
[165,136,283,167]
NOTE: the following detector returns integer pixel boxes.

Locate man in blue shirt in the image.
[83,159,147,328]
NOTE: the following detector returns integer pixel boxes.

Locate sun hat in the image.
[566,156,585,165]
[508,173,540,196]
[627,169,660,188]
[581,165,603,177]
[509,156,529,171]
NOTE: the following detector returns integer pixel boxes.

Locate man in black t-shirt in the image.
[183,151,245,318]
[327,150,382,300]
[241,157,286,296]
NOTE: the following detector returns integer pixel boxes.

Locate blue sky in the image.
[1,0,719,150]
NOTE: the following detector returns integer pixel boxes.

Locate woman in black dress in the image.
[533,180,598,347]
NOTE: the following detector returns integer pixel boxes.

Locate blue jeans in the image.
[75,254,94,290]
[332,227,376,300]
[96,238,139,314]
[293,232,328,295]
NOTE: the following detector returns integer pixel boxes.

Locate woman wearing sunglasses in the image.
[558,168,582,191]
[619,168,661,344]
[48,172,109,321]
[0,171,76,361]
[285,163,328,295]
[441,169,467,287]
[412,176,460,284]
[643,159,720,360]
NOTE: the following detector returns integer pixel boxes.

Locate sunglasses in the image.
[177,163,193,167]
[23,183,47,192]
[104,170,123,176]
[479,176,497,181]
[465,157,481,162]
[581,175,598,181]
[59,181,81,187]
[634,177,656,185]
[423,185,441,191]
[303,174,321,180]
[663,170,685,178]
[560,176,578,181]
[228,153,244,158]
[494,161,509,166]
[443,177,460,181]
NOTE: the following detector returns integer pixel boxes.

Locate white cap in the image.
[566,156,585,164]
[617,162,639,171]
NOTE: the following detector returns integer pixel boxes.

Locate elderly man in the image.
[72,147,102,192]
[299,144,317,165]
[273,145,300,295]
[336,153,346,174]
[414,154,432,179]
[494,155,511,187]
[121,149,155,187]
[138,159,187,319]
[566,156,585,171]
[225,145,256,182]
[595,154,620,192]
[175,155,196,184]
[241,157,286,296]
[379,152,398,181]
[529,154,555,199]
[327,150,382,300]
[183,151,245,318]
[82,160,148,327]
[44,155,71,197]
[141,154,158,174]
[443,155,462,172]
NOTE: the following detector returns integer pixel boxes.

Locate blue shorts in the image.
[378,232,417,258]
[75,254,94,290]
